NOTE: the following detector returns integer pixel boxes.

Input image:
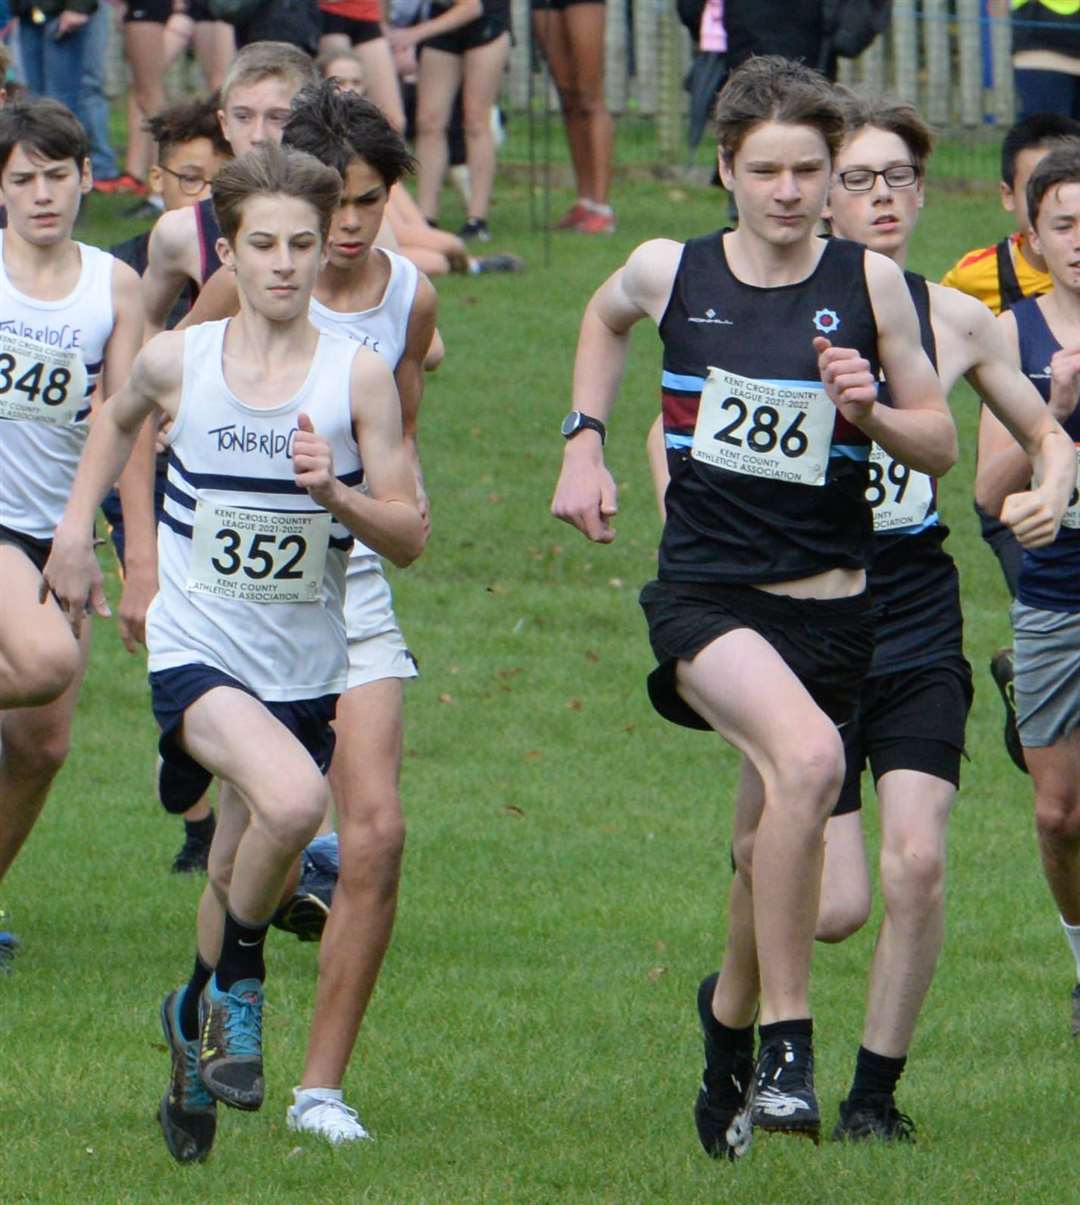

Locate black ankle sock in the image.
[849,1045,906,1101]
[215,911,269,991]
[184,812,215,842]
[179,954,213,1041]
[758,1018,813,1048]
[697,977,754,1051]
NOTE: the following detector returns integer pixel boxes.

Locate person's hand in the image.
[56,10,90,35]
[1048,348,1080,423]
[39,536,110,640]
[117,564,157,652]
[814,335,877,423]
[551,448,618,543]
[1000,487,1062,549]
[388,25,418,51]
[292,412,339,508]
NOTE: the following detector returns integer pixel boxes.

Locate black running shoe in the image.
[198,975,264,1111]
[271,838,337,942]
[459,217,491,242]
[990,648,1027,774]
[693,974,754,1160]
[750,1037,820,1142]
[832,1095,915,1144]
[170,822,214,875]
[1070,983,1080,1038]
[159,988,217,1162]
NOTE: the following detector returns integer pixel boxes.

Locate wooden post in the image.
[656,0,684,165]
[892,2,920,105]
[924,0,950,123]
[507,0,531,110]
[990,8,1016,125]
[957,0,983,126]
[606,0,629,115]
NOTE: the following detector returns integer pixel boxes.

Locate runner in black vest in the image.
[639,92,1071,1157]
[978,146,1080,1042]
[552,56,961,1155]
[809,94,1069,1145]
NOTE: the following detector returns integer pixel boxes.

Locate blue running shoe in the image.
[198,975,265,1111]
[159,988,216,1162]
[0,930,20,974]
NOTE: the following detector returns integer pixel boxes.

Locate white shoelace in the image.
[293,1097,371,1144]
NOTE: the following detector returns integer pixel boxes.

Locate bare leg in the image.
[816,810,870,944]
[561,3,612,204]
[355,36,407,132]
[1026,731,1080,925]
[0,624,89,885]
[414,47,462,221]
[678,629,844,1024]
[460,33,510,222]
[0,547,80,709]
[301,678,406,1088]
[860,770,954,1057]
[123,21,167,184]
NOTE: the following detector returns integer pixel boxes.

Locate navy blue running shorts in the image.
[833,657,973,815]
[422,8,510,53]
[149,664,338,814]
[0,522,50,575]
[639,578,877,731]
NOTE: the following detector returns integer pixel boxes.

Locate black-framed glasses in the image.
[159,165,210,195]
[837,165,919,192]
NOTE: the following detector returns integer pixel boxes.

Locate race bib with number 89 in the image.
[0,331,87,426]
[1059,446,1080,530]
[691,367,835,487]
[187,503,332,604]
[867,443,934,532]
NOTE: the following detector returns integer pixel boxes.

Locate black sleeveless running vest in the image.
[194,196,223,285]
[657,232,878,585]
[869,271,964,675]
[1013,296,1080,613]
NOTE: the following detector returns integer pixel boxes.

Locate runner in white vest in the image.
[43,143,426,1165]
[0,98,146,965]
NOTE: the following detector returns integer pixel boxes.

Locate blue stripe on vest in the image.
[831,444,869,461]
[661,370,706,393]
[169,449,362,496]
[160,510,193,540]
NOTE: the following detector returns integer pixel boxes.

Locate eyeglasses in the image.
[836,165,919,192]
[158,164,210,195]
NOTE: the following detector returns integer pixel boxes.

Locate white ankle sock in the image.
[294,1085,343,1110]
[1060,915,1080,980]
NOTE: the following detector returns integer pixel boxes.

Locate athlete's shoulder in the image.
[138,328,186,390]
[148,206,198,257]
[622,238,684,305]
[928,278,995,329]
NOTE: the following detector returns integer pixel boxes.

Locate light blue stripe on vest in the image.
[831,444,870,461]
[883,511,941,537]
[661,370,706,392]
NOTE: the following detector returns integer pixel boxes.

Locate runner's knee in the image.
[338,806,405,895]
[880,834,946,911]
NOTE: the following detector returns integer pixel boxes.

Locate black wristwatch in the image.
[560,410,607,445]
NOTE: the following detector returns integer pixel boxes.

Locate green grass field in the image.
[1,165,1067,1203]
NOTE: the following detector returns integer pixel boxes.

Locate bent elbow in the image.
[974,476,1002,518]
[389,526,428,569]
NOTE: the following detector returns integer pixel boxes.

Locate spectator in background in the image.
[389,0,511,241]
[318,0,406,130]
[723,0,835,79]
[163,2,235,95]
[79,1,123,193]
[14,0,95,115]
[1002,0,1080,120]
[531,0,615,233]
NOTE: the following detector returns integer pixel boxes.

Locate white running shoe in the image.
[286,1089,371,1145]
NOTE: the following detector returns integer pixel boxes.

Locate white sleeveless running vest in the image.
[146,319,363,701]
[309,248,417,584]
[0,234,115,539]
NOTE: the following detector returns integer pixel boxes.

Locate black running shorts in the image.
[422,8,510,53]
[149,663,338,814]
[639,578,877,731]
[833,657,973,815]
[320,11,383,39]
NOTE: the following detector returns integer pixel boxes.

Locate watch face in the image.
[561,411,581,437]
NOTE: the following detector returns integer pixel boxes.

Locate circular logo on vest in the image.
[813,308,841,335]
